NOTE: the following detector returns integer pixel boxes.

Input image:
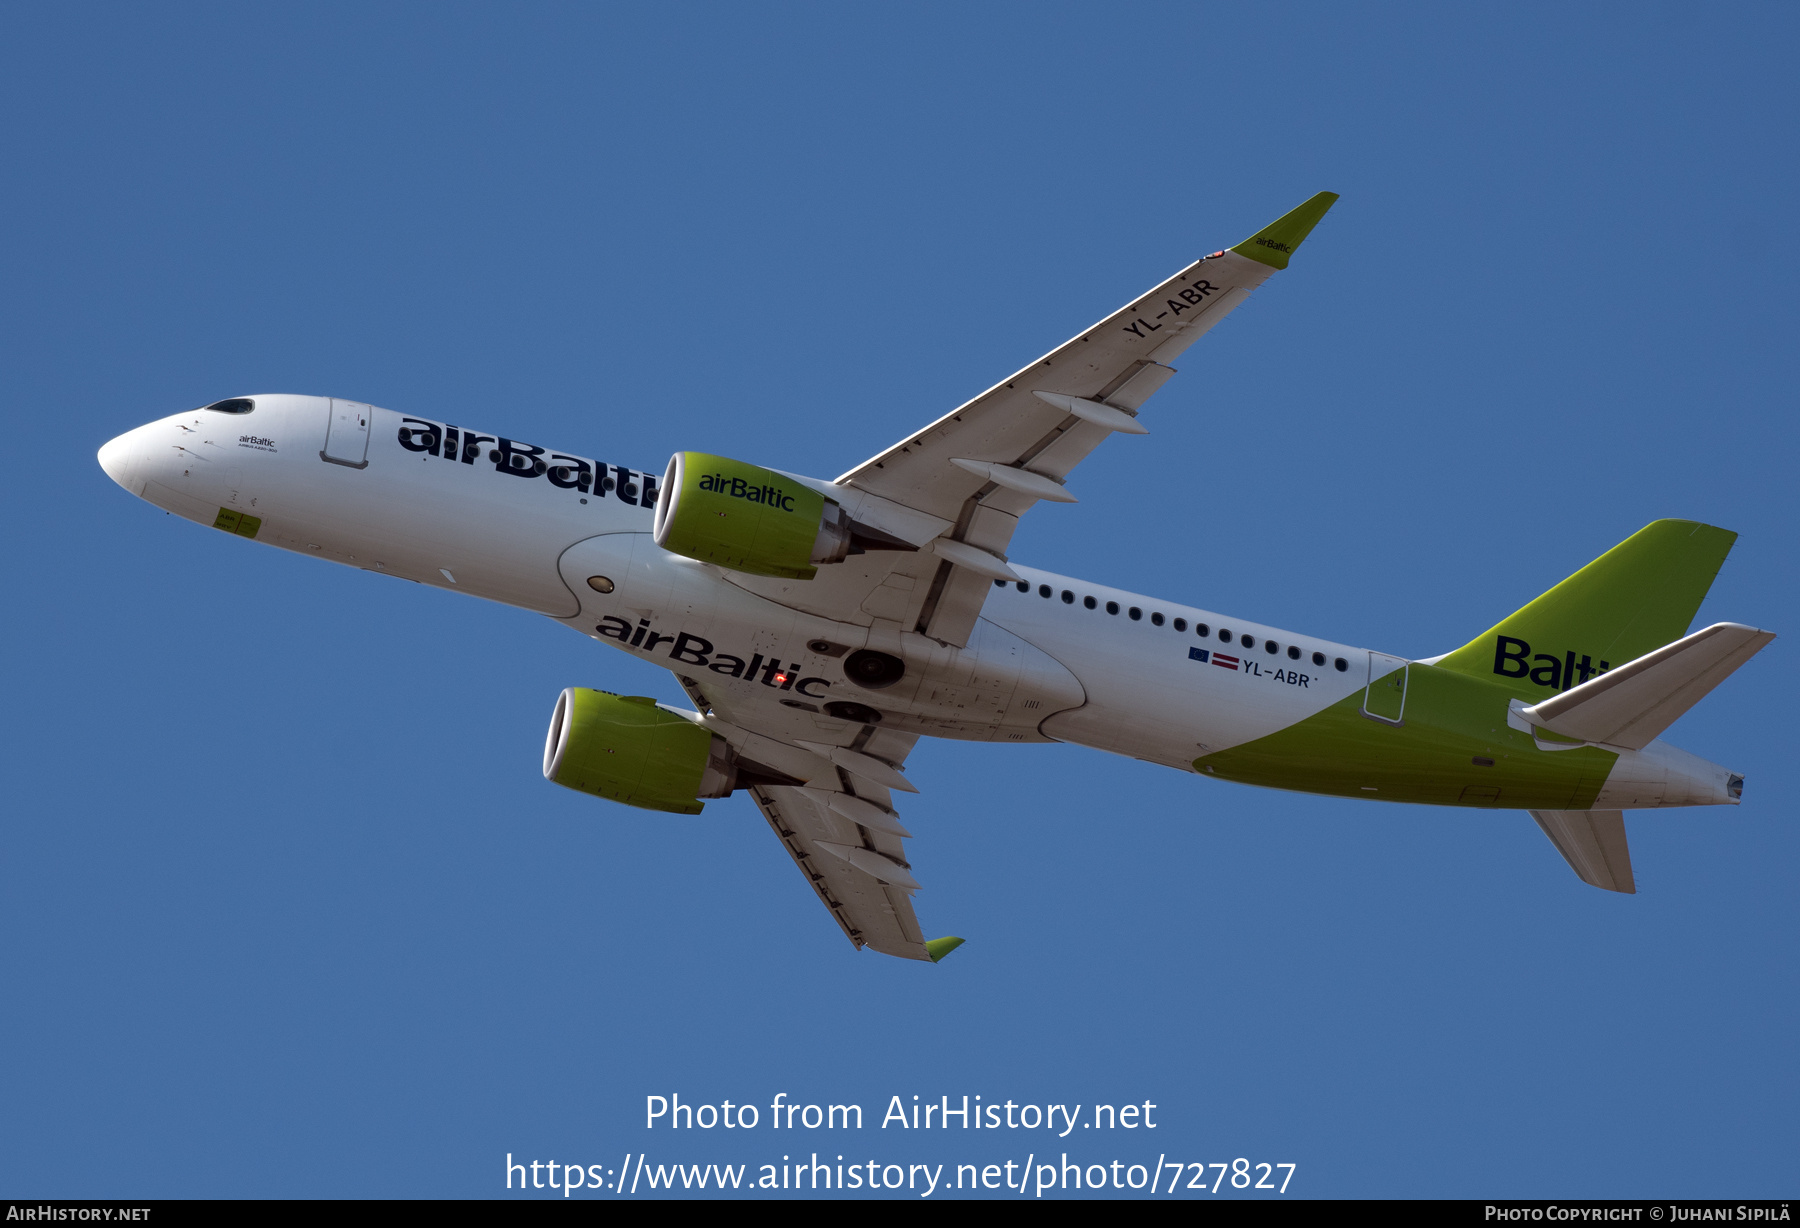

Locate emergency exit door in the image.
[1363,652,1409,724]
[322,399,371,468]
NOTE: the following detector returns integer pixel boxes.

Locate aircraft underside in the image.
[96,192,1769,957]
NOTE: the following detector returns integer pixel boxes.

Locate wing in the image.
[746,783,927,959]
[672,674,938,961]
[733,192,1339,649]
[659,196,1339,955]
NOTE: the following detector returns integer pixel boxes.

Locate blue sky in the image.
[2,3,1795,1199]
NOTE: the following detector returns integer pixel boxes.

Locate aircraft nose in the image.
[98,426,146,492]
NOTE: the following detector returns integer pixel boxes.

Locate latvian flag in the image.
[1188,647,1239,669]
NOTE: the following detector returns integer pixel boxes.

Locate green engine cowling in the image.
[653,451,851,579]
[542,688,736,814]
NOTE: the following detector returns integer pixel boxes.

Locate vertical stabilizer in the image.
[1530,810,1636,894]
[1436,520,1737,703]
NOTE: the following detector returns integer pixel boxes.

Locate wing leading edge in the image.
[685,196,1340,956]
[831,192,1339,647]
[748,782,931,959]
[673,673,942,960]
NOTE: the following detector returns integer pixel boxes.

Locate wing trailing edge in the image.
[827,192,1340,647]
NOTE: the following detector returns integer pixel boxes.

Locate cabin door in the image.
[322,399,371,468]
[1363,652,1409,724]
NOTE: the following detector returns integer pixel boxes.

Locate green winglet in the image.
[1230,191,1340,270]
[925,936,965,963]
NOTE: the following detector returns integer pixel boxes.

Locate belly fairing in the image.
[554,534,1087,741]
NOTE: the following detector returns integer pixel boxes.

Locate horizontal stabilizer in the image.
[1521,622,1775,749]
[1530,810,1636,894]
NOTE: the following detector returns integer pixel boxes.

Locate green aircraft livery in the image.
[98,193,1771,961]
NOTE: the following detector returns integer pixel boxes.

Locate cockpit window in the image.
[202,398,255,414]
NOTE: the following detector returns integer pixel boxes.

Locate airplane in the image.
[96,192,1773,964]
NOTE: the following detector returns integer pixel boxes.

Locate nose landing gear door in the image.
[322,399,372,469]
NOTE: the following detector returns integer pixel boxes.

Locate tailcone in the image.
[1591,739,1742,809]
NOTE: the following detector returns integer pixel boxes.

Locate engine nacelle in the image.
[542,687,735,814]
[653,452,850,579]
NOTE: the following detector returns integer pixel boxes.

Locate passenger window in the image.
[1039,585,1052,598]
[1266,640,1279,654]
[1312,651,1326,666]
[1334,657,1349,672]
[1015,580,1028,592]
[1128,607,1142,621]
[1061,590,1075,604]
[1150,612,1164,626]
[1105,601,1120,615]
[1195,624,1210,637]
[1084,596,1097,609]
[994,579,1007,588]
[1241,635,1256,649]
[1173,618,1187,632]
[1288,645,1301,660]
[202,398,254,414]
[1219,629,1232,644]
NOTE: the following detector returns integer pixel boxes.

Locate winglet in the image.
[925,936,965,963]
[1230,191,1340,270]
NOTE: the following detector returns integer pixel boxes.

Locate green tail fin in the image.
[1435,519,1738,702]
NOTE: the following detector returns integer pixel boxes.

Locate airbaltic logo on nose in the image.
[698,473,796,512]
[1493,636,1611,691]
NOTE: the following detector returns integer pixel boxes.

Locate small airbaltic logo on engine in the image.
[698,473,797,512]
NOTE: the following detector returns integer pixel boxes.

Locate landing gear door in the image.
[322,399,371,469]
[1363,652,1408,725]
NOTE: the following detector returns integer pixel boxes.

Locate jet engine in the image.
[542,687,737,814]
[652,452,854,579]
[542,687,803,814]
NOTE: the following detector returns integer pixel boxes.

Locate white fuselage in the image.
[97,395,1733,808]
